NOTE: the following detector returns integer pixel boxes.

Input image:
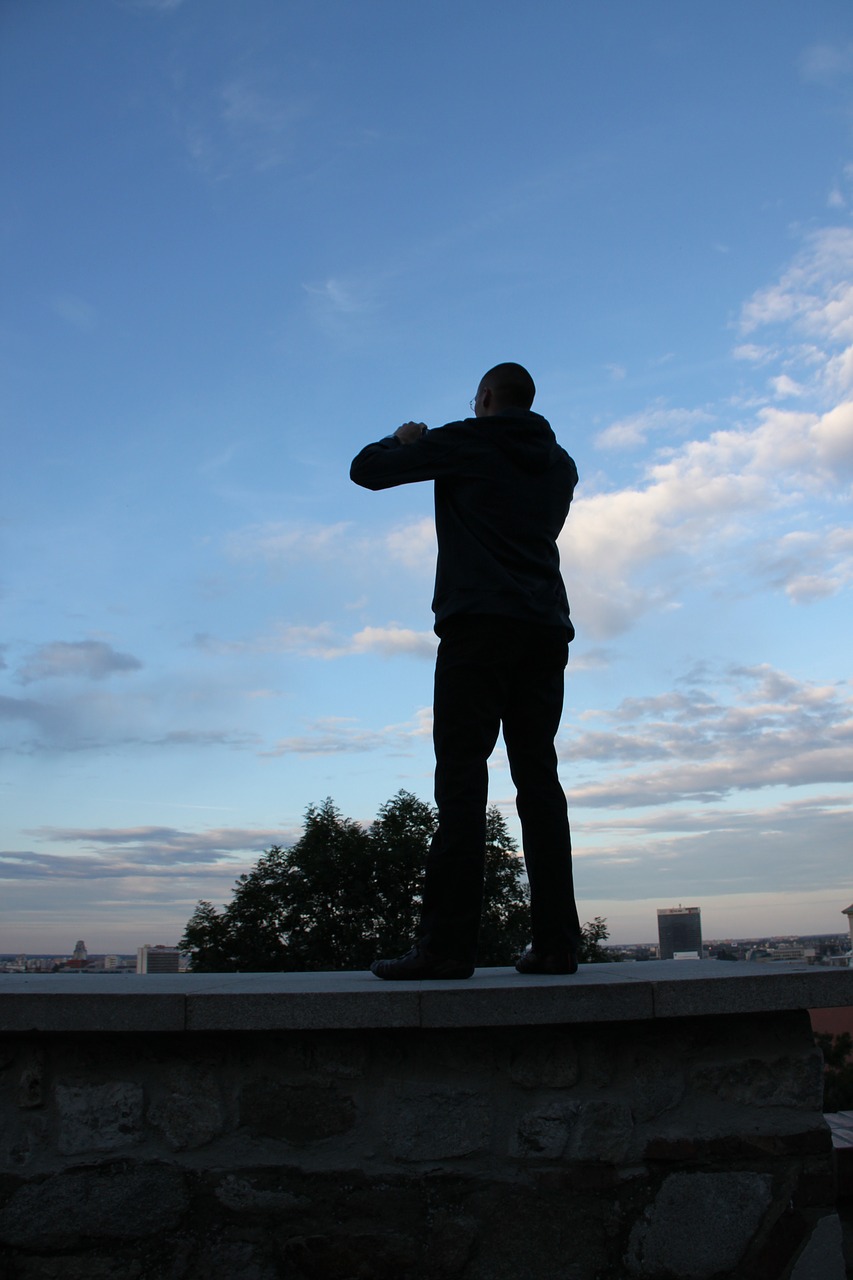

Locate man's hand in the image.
[394,421,428,444]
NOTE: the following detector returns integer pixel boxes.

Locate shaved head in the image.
[479,362,536,410]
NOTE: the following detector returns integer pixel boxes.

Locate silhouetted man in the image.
[350,362,581,979]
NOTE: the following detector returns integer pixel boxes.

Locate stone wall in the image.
[0,962,850,1279]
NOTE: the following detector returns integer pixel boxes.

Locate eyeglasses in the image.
[469,396,477,412]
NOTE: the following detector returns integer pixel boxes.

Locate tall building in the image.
[657,906,703,959]
[136,944,181,974]
[72,940,87,962]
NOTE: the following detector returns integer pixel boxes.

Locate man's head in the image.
[473,362,536,417]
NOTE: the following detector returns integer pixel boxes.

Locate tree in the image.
[180,791,609,972]
[815,1031,853,1112]
[479,806,530,964]
[578,915,618,963]
[181,791,530,972]
[368,791,434,956]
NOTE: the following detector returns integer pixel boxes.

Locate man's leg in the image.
[502,625,581,958]
[420,618,502,964]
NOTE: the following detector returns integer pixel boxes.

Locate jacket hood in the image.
[482,410,561,475]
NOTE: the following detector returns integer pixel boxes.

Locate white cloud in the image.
[195,621,435,662]
[769,374,805,399]
[176,71,311,179]
[23,824,296,865]
[573,799,853,901]
[226,521,352,564]
[560,437,772,637]
[301,272,391,337]
[563,337,853,637]
[732,343,776,364]
[218,77,311,172]
[384,517,436,571]
[800,42,853,84]
[17,641,142,685]
[0,679,257,756]
[266,707,432,756]
[224,515,436,582]
[351,626,437,659]
[812,399,853,471]
[750,526,853,602]
[303,277,376,315]
[739,227,853,349]
[50,294,97,332]
[561,664,853,809]
[0,693,57,731]
[596,403,714,451]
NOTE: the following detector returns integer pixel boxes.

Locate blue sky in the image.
[2,0,852,954]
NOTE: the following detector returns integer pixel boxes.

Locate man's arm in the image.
[350,421,461,491]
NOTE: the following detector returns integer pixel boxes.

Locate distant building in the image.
[746,944,805,963]
[136,944,181,974]
[657,906,702,960]
[843,904,853,953]
[72,940,87,962]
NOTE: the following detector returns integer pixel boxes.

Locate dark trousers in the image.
[420,614,581,964]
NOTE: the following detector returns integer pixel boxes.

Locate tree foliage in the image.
[815,1031,853,1112]
[180,791,532,972]
[578,915,617,963]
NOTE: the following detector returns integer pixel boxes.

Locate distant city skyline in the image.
[2,920,850,965]
[2,2,852,952]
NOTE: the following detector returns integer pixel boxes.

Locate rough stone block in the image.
[13,1256,146,1279]
[692,1050,824,1110]
[643,1119,833,1164]
[511,1101,579,1159]
[214,1174,308,1215]
[508,1030,579,1088]
[147,1077,224,1151]
[240,1079,356,1143]
[384,1088,491,1161]
[512,1097,632,1163]
[16,1048,45,1109]
[626,1170,774,1278]
[0,1107,48,1170]
[309,1032,369,1079]
[281,1230,419,1279]
[180,1234,280,1280]
[56,1081,144,1154]
[424,1210,479,1275]
[569,1099,634,1162]
[580,1031,619,1088]
[0,1164,189,1248]
[629,1051,685,1121]
[463,1183,613,1280]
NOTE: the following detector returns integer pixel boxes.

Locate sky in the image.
[2,0,852,955]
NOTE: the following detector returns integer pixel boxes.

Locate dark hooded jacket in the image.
[350,410,577,636]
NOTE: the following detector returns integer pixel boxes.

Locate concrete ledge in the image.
[1,959,851,1033]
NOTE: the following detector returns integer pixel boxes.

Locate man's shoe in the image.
[370,941,474,981]
[515,945,579,976]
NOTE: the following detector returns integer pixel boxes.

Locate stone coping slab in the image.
[0,959,851,1033]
